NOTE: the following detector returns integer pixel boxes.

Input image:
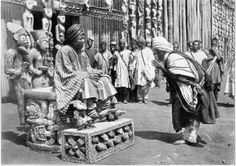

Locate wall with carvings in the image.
[123,0,235,54]
[212,0,235,64]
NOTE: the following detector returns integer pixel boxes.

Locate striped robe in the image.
[54,45,116,111]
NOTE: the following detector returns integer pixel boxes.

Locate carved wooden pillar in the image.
[152,0,158,38]
[121,0,129,43]
[145,0,152,40]
[157,0,163,36]
[137,0,144,38]
[129,0,136,39]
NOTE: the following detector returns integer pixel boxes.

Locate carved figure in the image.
[104,0,113,11]
[42,0,53,45]
[55,10,66,50]
[145,18,152,40]
[5,22,32,125]
[23,0,37,32]
[121,0,129,42]
[137,0,144,37]
[29,30,52,88]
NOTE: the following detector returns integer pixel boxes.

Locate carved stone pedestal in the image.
[61,118,134,163]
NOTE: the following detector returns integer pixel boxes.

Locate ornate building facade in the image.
[1,0,235,99]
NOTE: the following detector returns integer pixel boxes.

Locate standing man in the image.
[94,41,113,75]
[129,38,139,101]
[185,41,193,54]
[115,39,132,104]
[109,41,119,85]
[85,36,97,68]
[173,41,180,51]
[185,40,208,65]
[152,36,219,146]
[203,37,224,101]
[134,37,155,104]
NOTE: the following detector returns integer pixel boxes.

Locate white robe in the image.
[134,47,155,86]
[185,50,207,65]
[115,49,132,88]
[94,50,113,74]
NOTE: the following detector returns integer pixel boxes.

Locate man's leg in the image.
[143,84,150,104]
[123,88,129,104]
[137,85,143,103]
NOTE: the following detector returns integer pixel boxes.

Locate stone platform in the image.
[61,118,134,163]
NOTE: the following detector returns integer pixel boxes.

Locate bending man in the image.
[152,36,219,146]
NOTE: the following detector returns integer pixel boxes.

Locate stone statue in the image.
[5,22,32,125]
[55,10,66,50]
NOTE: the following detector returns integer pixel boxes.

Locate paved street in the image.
[1,77,235,165]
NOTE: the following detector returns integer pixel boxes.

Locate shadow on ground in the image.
[151,100,170,106]
[217,102,234,108]
[135,131,181,144]
[2,131,27,146]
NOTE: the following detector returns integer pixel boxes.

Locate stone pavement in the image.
[1,80,235,165]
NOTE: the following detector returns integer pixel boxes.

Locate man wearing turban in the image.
[134,37,155,104]
[152,35,219,146]
[54,24,118,120]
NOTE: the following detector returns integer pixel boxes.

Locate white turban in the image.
[152,36,173,52]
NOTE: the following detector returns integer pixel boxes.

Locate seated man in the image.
[54,24,119,122]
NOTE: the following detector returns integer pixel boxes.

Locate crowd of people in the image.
[83,33,228,106]
[54,24,233,147]
[85,35,156,104]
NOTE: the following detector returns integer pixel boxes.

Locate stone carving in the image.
[5,22,32,125]
[55,10,66,50]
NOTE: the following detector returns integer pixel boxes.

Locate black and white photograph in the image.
[0,0,235,165]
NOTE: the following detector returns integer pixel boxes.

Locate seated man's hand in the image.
[89,72,99,81]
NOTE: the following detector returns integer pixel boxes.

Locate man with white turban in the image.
[134,37,155,104]
[152,35,219,146]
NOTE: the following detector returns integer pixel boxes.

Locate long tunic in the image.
[205,48,224,84]
[185,50,208,65]
[54,45,116,111]
[115,49,132,88]
[134,47,155,86]
[94,50,113,74]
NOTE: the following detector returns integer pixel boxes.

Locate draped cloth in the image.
[164,52,219,131]
[54,45,117,111]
